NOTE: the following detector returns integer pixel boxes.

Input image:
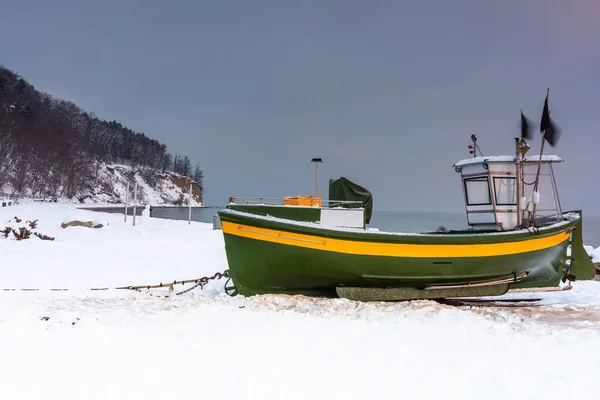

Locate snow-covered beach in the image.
[1,203,600,400]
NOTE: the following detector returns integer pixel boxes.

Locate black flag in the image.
[540,90,551,133]
[521,109,533,139]
[539,89,560,146]
[545,119,561,147]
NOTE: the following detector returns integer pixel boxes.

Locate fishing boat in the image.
[218,94,596,301]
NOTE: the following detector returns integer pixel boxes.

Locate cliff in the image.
[2,163,203,206]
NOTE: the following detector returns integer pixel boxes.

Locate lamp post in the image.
[311,157,323,196]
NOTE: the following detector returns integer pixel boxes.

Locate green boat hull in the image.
[217,209,594,300]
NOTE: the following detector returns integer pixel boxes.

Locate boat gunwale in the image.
[218,208,579,244]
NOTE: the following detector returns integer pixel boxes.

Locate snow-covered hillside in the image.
[88,164,203,206]
[2,163,204,206]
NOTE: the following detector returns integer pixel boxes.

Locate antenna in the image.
[468,134,483,157]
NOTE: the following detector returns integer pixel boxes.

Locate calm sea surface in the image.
[100,206,600,247]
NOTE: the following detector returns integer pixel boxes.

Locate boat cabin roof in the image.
[453,155,563,168]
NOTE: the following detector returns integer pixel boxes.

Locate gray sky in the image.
[1,0,599,214]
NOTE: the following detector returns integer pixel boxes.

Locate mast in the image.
[528,88,552,226]
[514,137,521,228]
[518,109,532,229]
[516,138,531,228]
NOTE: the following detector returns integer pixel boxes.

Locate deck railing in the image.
[228,196,363,208]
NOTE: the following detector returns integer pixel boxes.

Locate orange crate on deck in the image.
[283,196,322,207]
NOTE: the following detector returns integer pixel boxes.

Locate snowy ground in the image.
[1,203,600,400]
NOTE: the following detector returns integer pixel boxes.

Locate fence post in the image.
[133,182,138,226]
[124,181,129,222]
[188,183,192,225]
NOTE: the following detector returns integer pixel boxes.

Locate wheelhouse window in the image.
[493,177,517,206]
[464,176,492,206]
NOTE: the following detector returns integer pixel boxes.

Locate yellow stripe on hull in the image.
[221,221,572,258]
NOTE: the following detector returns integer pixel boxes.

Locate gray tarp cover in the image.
[328,177,373,224]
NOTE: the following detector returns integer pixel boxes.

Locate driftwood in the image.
[61,220,93,229]
[3,216,55,241]
[34,232,54,241]
[3,226,55,241]
[12,227,31,240]
[61,220,105,229]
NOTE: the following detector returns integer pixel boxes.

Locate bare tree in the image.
[182,156,192,177]
[0,130,15,190]
[192,164,204,192]
[162,152,173,173]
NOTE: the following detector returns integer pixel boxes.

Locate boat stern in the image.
[566,210,596,281]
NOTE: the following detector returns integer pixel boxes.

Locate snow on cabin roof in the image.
[453,155,563,168]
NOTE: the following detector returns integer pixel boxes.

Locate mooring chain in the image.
[2,270,233,296]
[118,270,230,292]
[174,271,230,296]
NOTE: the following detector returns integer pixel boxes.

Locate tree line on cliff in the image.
[0,65,203,198]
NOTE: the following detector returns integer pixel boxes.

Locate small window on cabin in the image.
[464,176,492,206]
[493,177,517,206]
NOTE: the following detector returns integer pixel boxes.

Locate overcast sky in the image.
[1,0,598,214]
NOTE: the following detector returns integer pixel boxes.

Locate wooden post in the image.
[132,182,138,226]
[124,181,129,222]
[188,182,192,225]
